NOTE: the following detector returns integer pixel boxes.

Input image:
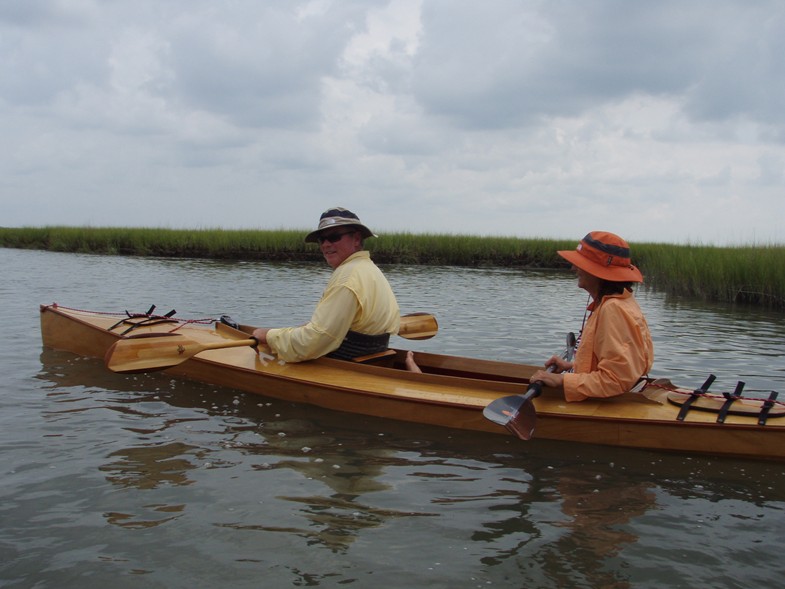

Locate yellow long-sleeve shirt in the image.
[563,290,654,402]
[266,251,400,362]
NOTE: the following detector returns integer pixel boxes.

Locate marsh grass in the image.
[371,232,573,266]
[2,226,783,308]
[0,226,319,260]
[635,242,785,308]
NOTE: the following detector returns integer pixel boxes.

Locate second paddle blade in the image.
[398,313,438,340]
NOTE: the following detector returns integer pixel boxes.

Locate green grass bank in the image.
[2,226,783,309]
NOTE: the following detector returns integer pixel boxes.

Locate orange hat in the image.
[558,231,644,283]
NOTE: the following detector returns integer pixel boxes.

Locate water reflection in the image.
[99,442,203,490]
[216,413,444,553]
[36,349,431,551]
[26,344,785,586]
[475,471,655,588]
[102,504,186,530]
[220,493,434,554]
[542,474,655,589]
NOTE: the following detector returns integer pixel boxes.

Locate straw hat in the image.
[304,207,377,243]
[558,231,644,283]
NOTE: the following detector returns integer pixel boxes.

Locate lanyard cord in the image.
[577,293,592,347]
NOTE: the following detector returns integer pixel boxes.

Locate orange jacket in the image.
[563,290,654,402]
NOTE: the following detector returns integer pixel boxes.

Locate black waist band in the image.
[327,330,391,361]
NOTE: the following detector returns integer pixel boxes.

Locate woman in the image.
[530,231,654,402]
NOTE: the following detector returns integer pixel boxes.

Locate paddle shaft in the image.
[504,338,576,436]
[107,312,437,374]
[518,364,556,406]
[236,313,437,340]
[196,338,258,352]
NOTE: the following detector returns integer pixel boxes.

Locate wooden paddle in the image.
[398,312,438,340]
[230,313,438,340]
[106,312,439,373]
[105,333,259,374]
[483,333,576,440]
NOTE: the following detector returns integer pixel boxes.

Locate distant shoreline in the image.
[2,226,783,309]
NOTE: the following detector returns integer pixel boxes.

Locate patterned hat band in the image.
[320,208,360,222]
[579,233,631,267]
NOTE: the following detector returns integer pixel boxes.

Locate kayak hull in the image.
[39,304,785,461]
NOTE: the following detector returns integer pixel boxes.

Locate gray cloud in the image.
[165,5,365,129]
[1,0,783,244]
[407,1,784,132]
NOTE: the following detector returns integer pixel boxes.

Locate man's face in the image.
[317,229,360,269]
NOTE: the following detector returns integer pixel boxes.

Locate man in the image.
[252,207,400,362]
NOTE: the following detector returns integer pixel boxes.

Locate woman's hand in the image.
[543,355,573,373]
[529,369,565,389]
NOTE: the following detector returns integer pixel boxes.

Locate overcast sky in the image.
[2,1,784,245]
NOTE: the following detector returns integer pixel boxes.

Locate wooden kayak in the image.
[39,303,785,461]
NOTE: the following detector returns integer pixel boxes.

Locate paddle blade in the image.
[505,403,537,440]
[483,380,543,440]
[505,381,544,440]
[483,394,525,425]
[482,394,538,439]
[398,313,438,340]
[483,335,572,439]
[105,333,207,373]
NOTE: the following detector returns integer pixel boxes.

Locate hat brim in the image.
[305,221,377,243]
[558,250,644,283]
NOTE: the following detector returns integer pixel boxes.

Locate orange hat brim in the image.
[558,249,644,283]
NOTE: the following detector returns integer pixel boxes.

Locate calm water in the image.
[2,247,784,588]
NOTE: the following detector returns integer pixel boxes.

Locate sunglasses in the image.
[316,230,356,244]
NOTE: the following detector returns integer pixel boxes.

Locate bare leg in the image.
[405,350,422,373]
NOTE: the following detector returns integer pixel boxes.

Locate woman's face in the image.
[574,266,601,298]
